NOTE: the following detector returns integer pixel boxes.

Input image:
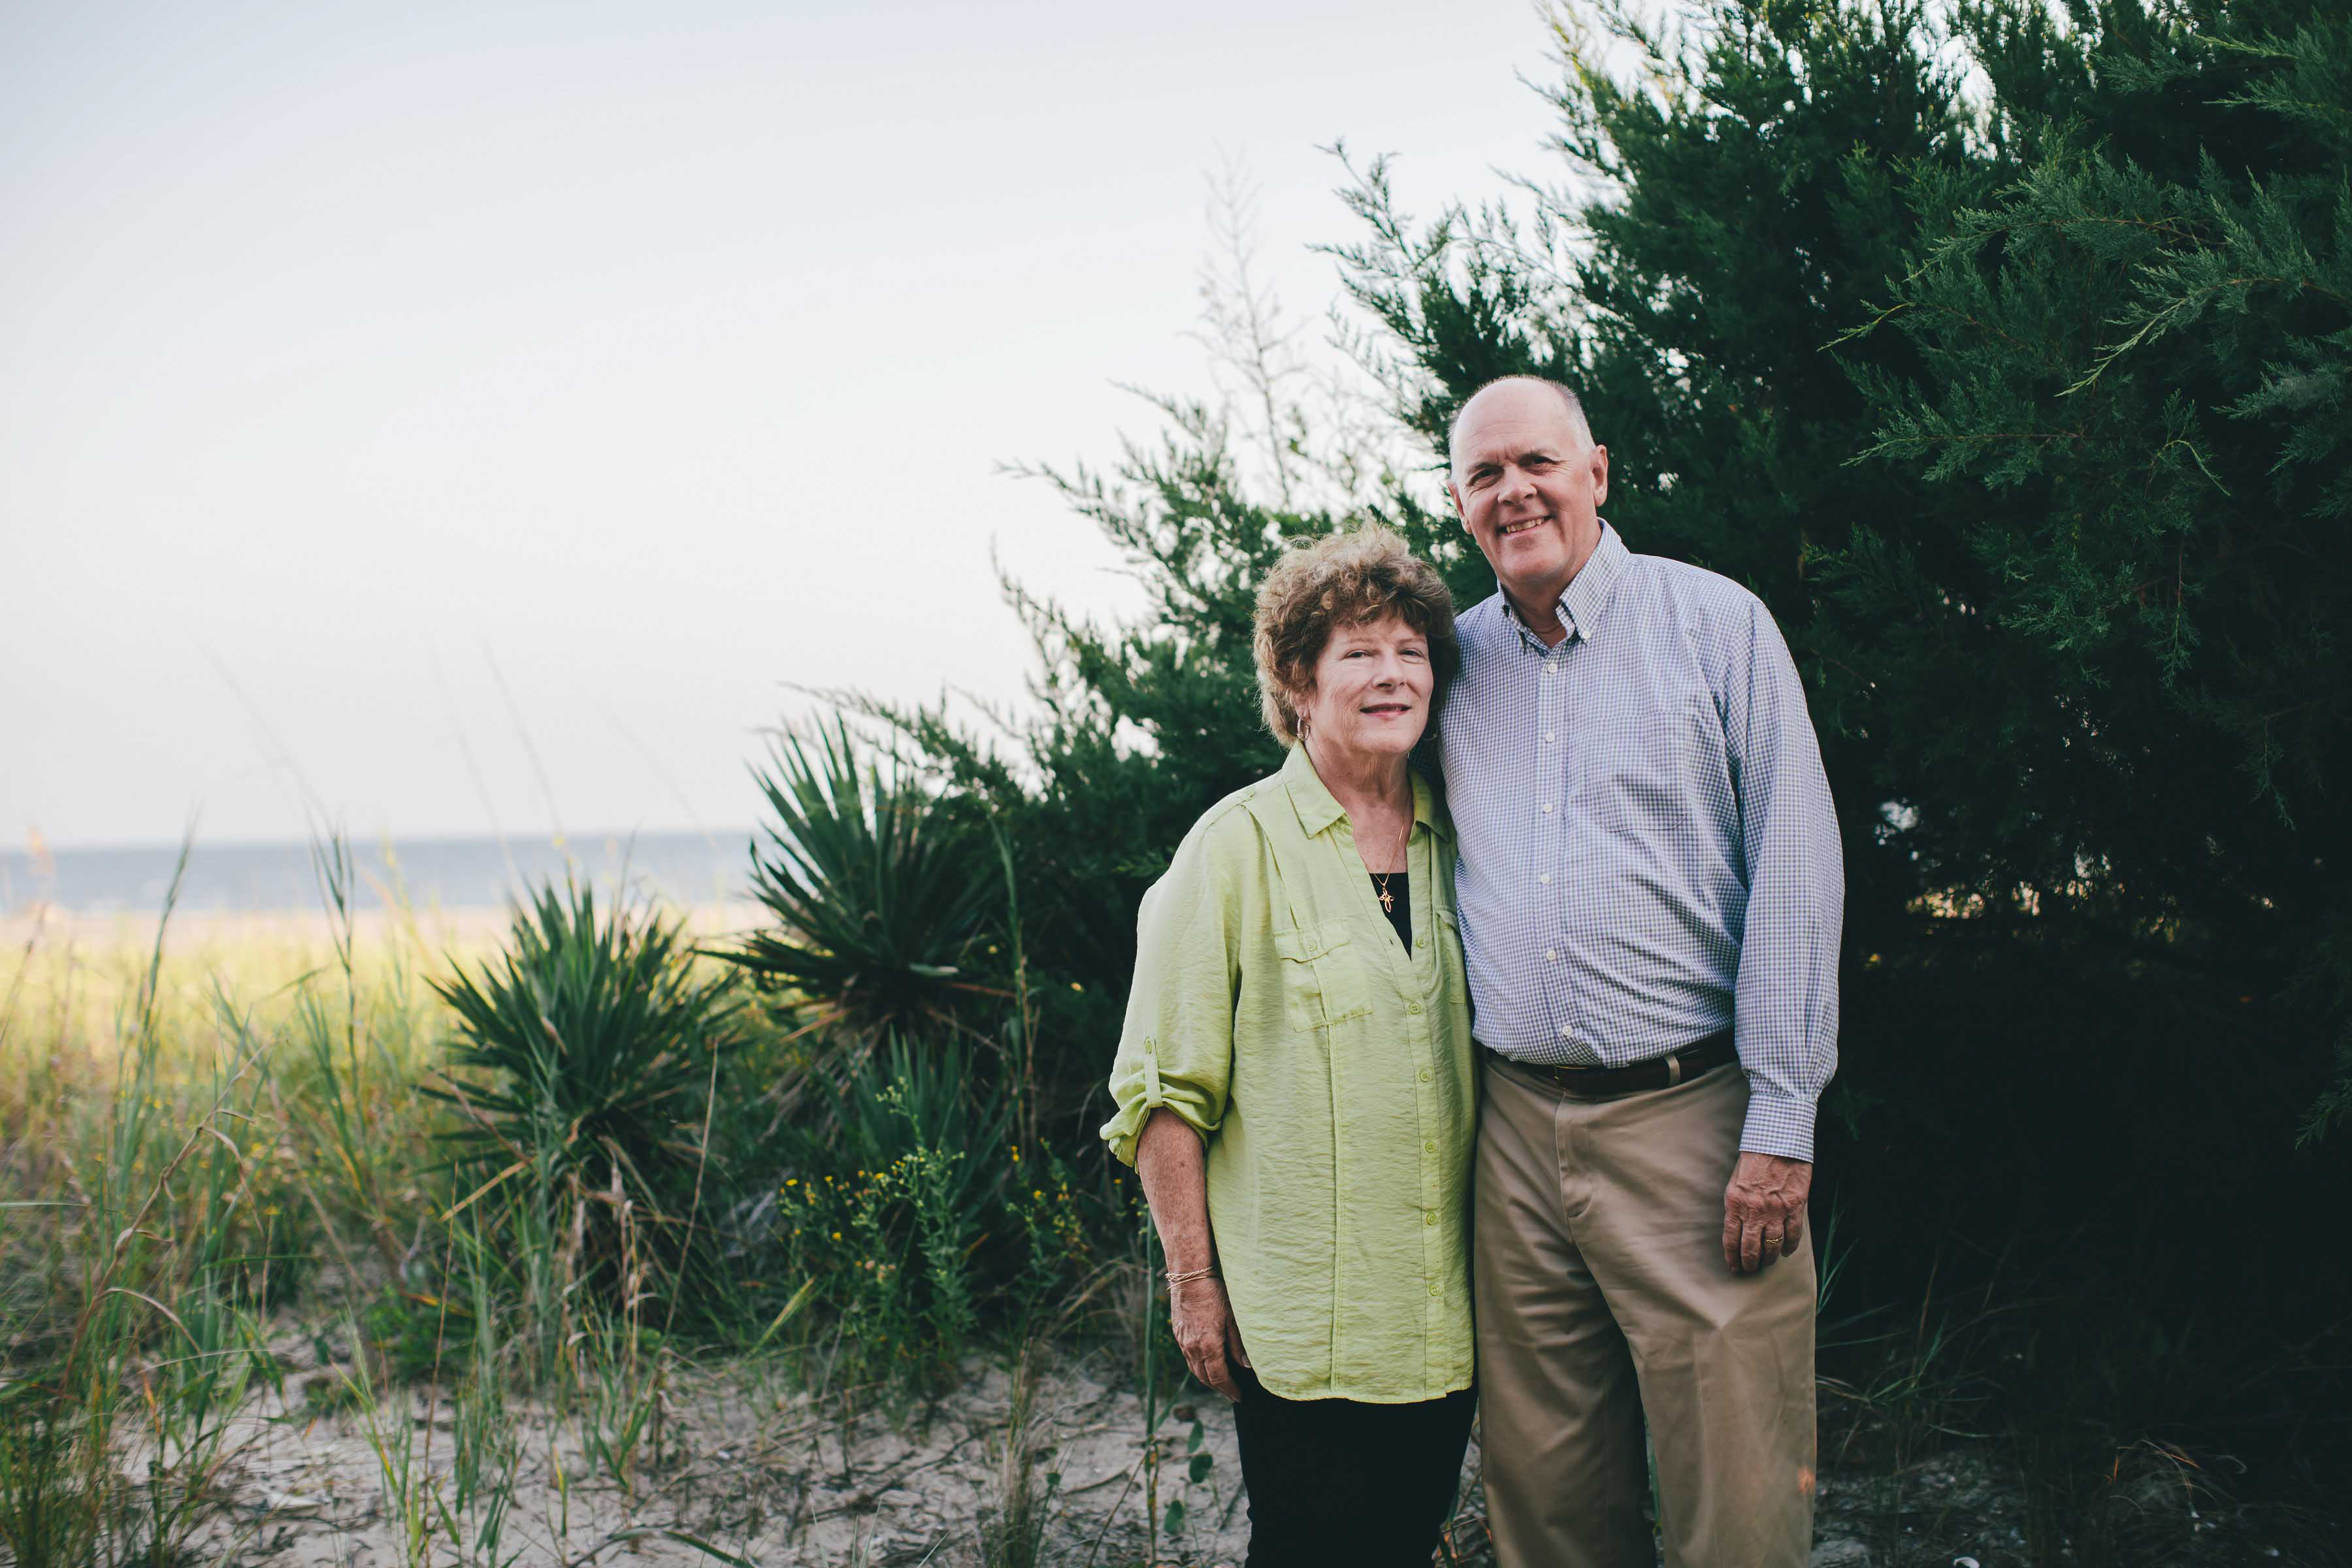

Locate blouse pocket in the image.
[1433,906,1472,1019]
[1271,919,1374,1030]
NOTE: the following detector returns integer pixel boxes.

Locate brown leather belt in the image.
[1484,1029,1736,1100]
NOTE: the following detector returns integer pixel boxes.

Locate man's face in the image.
[1447,382,1609,603]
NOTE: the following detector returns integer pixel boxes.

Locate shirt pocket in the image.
[1271,919,1375,1030]
[1593,690,1720,807]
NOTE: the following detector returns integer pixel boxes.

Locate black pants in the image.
[1231,1365,1476,1568]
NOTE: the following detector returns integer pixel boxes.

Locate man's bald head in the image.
[1445,374,1610,630]
[1447,376,1592,481]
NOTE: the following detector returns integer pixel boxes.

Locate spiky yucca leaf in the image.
[426,879,742,1225]
[729,719,997,1040]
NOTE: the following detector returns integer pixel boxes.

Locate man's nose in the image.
[1497,465,1537,502]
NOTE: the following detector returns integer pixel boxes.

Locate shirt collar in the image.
[1502,520,1629,647]
[1279,742,1450,842]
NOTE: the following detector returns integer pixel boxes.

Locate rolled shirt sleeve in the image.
[1725,596,1844,1162]
[1100,821,1241,1168]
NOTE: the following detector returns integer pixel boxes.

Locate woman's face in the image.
[1298,613,1434,761]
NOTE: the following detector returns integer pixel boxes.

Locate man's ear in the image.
[1446,482,1468,526]
[1590,444,1609,509]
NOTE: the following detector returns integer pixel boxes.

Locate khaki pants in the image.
[1475,1056,1816,1568]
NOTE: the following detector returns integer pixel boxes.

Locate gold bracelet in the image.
[1164,1265,1218,1286]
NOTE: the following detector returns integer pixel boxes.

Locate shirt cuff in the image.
[1738,1082,1817,1163]
[1098,1093,1212,1169]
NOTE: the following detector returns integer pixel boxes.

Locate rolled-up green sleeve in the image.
[1100,820,1242,1168]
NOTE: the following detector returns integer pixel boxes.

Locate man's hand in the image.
[1169,1274,1252,1401]
[1722,1152,1812,1275]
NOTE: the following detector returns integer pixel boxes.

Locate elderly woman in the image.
[1100,527,1475,1567]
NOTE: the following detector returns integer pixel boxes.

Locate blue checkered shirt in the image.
[1440,523,1842,1160]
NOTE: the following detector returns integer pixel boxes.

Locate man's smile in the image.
[1498,515,1551,538]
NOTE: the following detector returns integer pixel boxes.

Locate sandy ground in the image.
[171,1348,2300,1568]
[152,1320,2079,1568]
[182,1343,1259,1568]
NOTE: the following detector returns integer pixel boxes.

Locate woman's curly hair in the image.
[1251,526,1460,746]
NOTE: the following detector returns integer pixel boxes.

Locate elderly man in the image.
[1441,376,1842,1567]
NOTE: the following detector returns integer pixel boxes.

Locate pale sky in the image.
[3,0,1564,849]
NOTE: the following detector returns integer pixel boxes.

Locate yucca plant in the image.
[426,879,743,1312]
[730,719,998,1043]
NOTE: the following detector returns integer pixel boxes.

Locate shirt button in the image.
[1423,1139,1437,1153]
[1543,730,1556,743]
[1418,1068,1432,1084]
[1538,873,1552,885]
[1424,1212,1437,1227]
[1559,1024,1575,1039]
[1544,948,1558,962]
[1407,1000,1424,1015]
[1144,1038,1156,1054]
[1540,802,1555,814]
[1428,1283,1442,1298]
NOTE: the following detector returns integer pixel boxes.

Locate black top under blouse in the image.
[1369,871,1411,951]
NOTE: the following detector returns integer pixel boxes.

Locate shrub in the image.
[426,879,744,1325]
[729,719,1000,1053]
[762,1036,1013,1386]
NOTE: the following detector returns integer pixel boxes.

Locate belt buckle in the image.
[1664,1051,1683,1087]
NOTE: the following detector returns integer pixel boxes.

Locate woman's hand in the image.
[1134,1109,1251,1399]
[1169,1273,1251,1401]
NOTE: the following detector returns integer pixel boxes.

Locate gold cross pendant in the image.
[1378,882,1395,913]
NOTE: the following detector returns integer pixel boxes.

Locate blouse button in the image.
[1407,1000,1424,1015]
[1418,1069,1432,1084]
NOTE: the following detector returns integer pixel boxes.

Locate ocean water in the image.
[0,830,757,916]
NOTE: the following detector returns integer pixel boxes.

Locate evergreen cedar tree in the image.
[846,0,2347,1499]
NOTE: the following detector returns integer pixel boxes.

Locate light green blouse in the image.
[1100,743,1477,1405]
